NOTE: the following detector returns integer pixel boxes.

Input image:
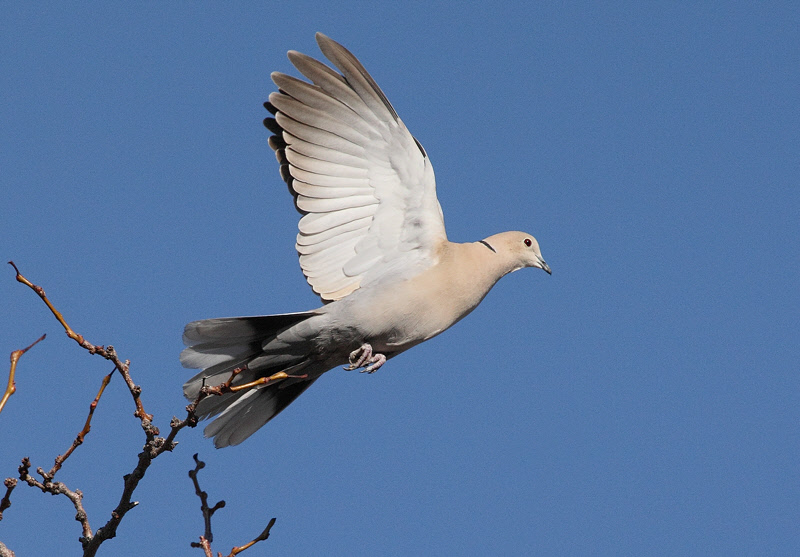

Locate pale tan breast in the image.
[351,242,506,350]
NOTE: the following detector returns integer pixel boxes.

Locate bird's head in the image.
[481,231,551,275]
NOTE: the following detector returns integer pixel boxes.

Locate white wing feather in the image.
[266,33,447,302]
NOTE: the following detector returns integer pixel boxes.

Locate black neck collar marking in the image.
[478,240,497,253]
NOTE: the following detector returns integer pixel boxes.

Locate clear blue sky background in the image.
[2,3,798,555]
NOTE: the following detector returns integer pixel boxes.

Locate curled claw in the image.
[361,353,386,374]
[344,344,371,370]
[344,343,387,373]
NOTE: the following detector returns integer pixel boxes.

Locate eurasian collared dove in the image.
[181,33,551,447]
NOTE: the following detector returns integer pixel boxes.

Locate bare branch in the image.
[189,454,226,549]
[17,457,93,541]
[47,370,115,479]
[159,367,307,460]
[0,333,46,415]
[6,263,158,555]
[1,334,46,524]
[10,261,94,352]
[228,517,277,556]
[229,372,306,393]
[7,262,282,554]
[0,478,18,521]
[9,261,153,423]
[195,536,213,557]
[188,454,276,556]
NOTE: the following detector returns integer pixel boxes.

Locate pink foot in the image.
[344,343,387,374]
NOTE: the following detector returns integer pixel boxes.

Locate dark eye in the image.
[524,238,532,247]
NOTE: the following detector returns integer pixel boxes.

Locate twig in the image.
[189,454,226,549]
[0,334,46,415]
[9,261,152,423]
[189,454,276,557]
[1,334,47,524]
[1,370,113,538]
[17,457,93,541]
[0,478,18,521]
[195,536,213,557]
[164,367,250,450]
[228,517,277,556]
[161,368,307,458]
[47,370,115,479]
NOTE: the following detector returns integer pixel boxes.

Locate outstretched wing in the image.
[264,33,447,302]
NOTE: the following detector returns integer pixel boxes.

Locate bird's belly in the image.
[352,281,480,352]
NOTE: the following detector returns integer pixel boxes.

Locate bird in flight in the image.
[181,33,551,447]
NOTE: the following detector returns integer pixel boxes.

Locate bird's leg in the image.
[344,343,387,374]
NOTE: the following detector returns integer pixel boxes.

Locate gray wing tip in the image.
[313,33,399,123]
[287,50,312,65]
[178,346,194,366]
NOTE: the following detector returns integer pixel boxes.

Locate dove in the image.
[181,33,551,447]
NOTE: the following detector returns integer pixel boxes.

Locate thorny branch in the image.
[3,262,279,555]
[189,454,277,557]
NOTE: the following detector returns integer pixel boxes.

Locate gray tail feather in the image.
[180,311,319,447]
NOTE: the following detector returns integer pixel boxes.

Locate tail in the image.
[180,311,320,447]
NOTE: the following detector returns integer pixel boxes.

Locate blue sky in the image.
[2,3,798,555]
